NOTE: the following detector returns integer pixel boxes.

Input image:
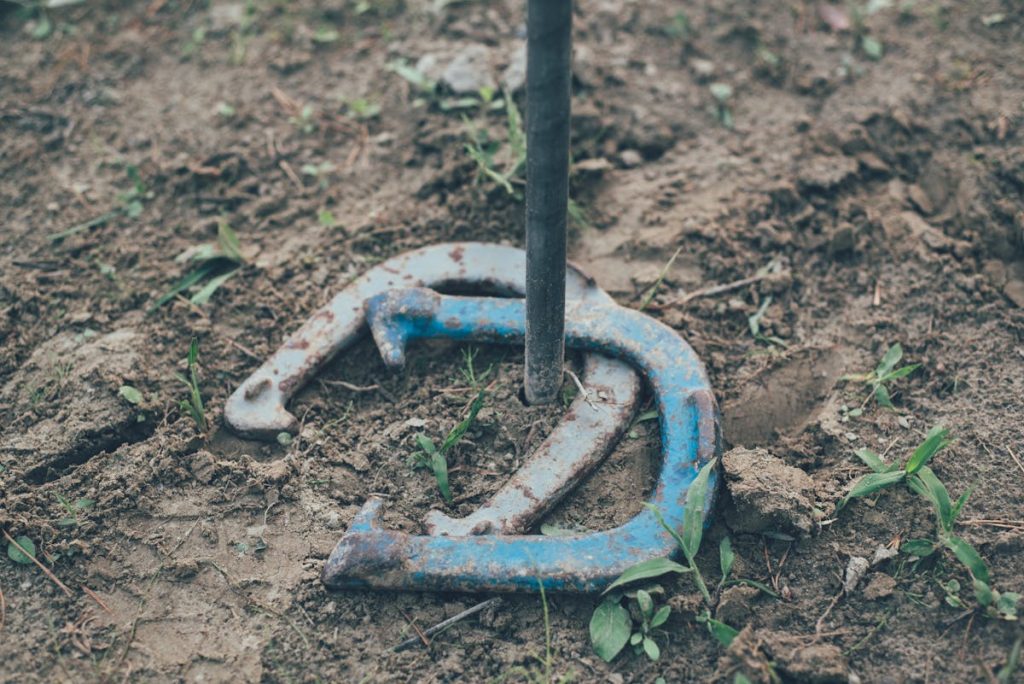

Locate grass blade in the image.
[602,558,690,595]
[841,470,905,507]
[719,537,735,581]
[854,448,887,474]
[875,343,903,377]
[905,425,950,474]
[943,535,990,585]
[682,459,717,559]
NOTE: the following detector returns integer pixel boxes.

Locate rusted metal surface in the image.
[223,242,640,537]
[322,288,721,594]
[223,242,635,439]
[426,356,639,536]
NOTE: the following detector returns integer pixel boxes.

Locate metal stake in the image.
[524,0,572,405]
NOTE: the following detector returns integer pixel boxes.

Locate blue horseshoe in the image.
[321,287,720,593]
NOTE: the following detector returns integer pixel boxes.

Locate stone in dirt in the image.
[722,447,817,536]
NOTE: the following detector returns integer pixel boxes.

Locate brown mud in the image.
[1,0,1023,682]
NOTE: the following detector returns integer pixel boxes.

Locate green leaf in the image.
[709,82,733,102]
[951,486,974,525]
[642,637,661,661]
[682,459,717,559]
[908,467,953,531]
[995,592,1020,621]
[190,269,237,305]
[881,364,919,382]
[216,221,244,263]
[74,498,95,511]
[630,632,643,646]
[149,263,217,312]
[998,637,1022,683]
[862,35,884,60]
[603,557,690,594]
[841,470,905,506]
[974,578,994,607]
[725,578,781,599]
[874,383,894,408]
[637,589,654,620]
[650,605,670,628]
[905,426,950,475]
[415,434,437,456]
[875,344,903,377]
[590,597,632,662]
[735,674,754,684]
[439,390,486,454]
[719,537,735,581]
[900,539,937,558]
[943,535,990,585]
[430,451,451,503]
[318,209,336,227]
[7,536,36,564]
[701,614,739,647]
[854,448,887,473]
[118,385,143,405]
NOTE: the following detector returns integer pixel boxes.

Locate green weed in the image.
[150,219,244,312]
[464,95,526,196]
[841,426,1020,620]
[410,391,486,503]
[55,494,95,528]
[176,338,207,434]
[841,343,919,410]
[48,165,152,242]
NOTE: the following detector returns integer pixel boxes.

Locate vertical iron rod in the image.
[524,0,572,405]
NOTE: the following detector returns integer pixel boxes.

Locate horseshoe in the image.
[321,288,720,593]
[224,243,640,536]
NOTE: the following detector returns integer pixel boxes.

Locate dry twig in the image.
[2,530,72,597]
[393,598,502,652]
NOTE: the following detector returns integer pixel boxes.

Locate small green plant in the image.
[48,165,153,242]
[838,425,952,510]
[410,391,486,503]
[464,95,526,196]
[55,494,95,528]
[459,346,494,390]
[346,97,381,120]
[747,296,787,348]
[638,247,682,311]
[842,426,1020,621]
[709,82,734,129]
[841,343,919,410]
[6,535,36,565]
[289,104,317,134]
[590,459,717,662]
[503,582,574,683]
[176,338,207,433]
[150,219,244,312]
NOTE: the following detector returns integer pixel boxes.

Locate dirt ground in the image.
[2,0,1024,681]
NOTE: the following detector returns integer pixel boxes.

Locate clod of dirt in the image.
[722,348,844,447]
[863,572,897,600]
[0,328,150,482]
[714,626,775,684]
[765,637,849,684]
[716,583,760,626]
[722,447,817,536]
